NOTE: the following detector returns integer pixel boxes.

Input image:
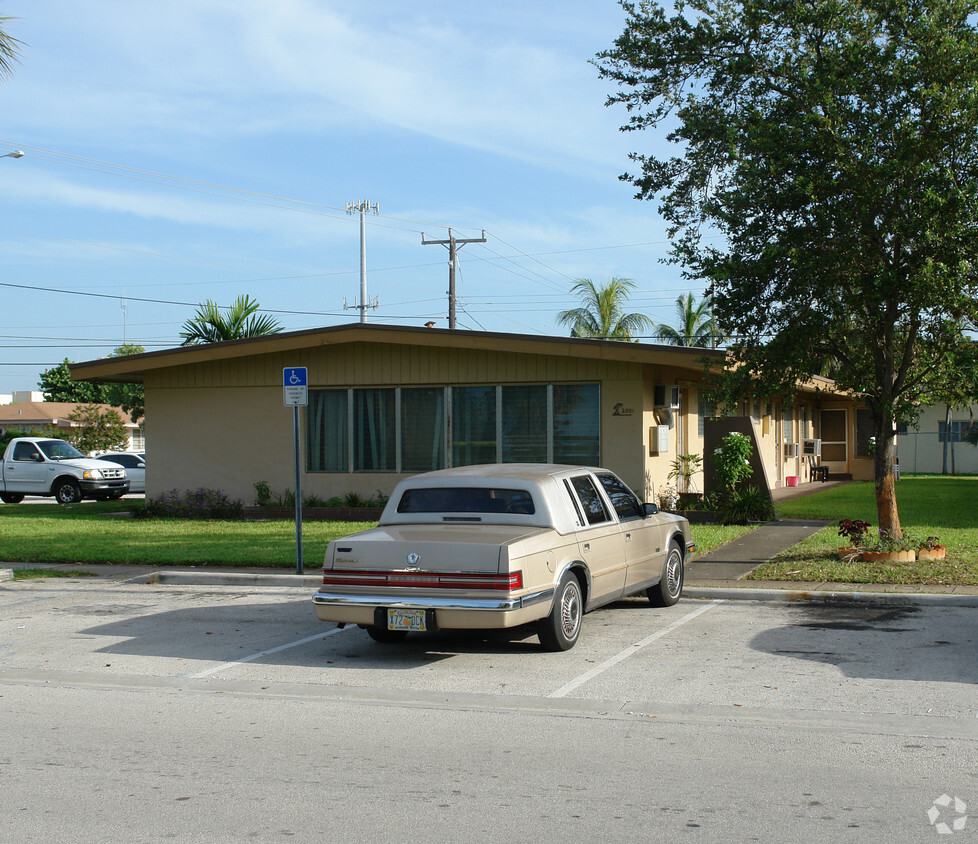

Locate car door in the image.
[596,471,665,591]
[564,473,627,605]
[4,441,49,493]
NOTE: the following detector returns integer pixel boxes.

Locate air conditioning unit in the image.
[803,438,822,457]
[649,425,669,455]
[784,442,800,459]
[654,385,680,409]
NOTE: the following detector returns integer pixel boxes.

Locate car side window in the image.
[596,472,643,522]
[569,475,612,526]
[12,442,40,462]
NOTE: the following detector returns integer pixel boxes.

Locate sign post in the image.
[283,367,308,574]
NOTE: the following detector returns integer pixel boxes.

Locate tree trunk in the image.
[874,412,901,538]
[943,405,951,474]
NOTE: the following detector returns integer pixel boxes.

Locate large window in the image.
[502,385,548,462]
[307,383,600,472]
[553,384,600,465]
[401,387,445,472]
[354,389,395,471]
[452,386,497,466]
[939,420,970,443]
[307,389,348,472]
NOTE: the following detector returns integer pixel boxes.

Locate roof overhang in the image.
[70,323,726,385]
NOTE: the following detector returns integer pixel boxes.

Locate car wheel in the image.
[366,626,409,643]
[54,479,82,505]
[537,570,583,651]
[647,541,684,607]
[0,492,25,504]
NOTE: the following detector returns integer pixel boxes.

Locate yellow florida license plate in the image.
[387,609,428,631]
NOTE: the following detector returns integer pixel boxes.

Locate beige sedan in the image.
[312,463,695,651]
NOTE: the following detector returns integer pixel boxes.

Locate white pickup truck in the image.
[0,437,130,504]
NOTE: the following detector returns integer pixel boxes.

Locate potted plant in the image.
[837,518,870,559]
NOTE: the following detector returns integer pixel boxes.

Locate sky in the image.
[0,0,702,397]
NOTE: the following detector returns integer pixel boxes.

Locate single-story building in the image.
[70,323,868,503]
[896,405,978,474]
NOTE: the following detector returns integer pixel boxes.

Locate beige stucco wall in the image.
[144,342,663,503]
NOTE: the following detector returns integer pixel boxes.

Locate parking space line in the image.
[190,625,351,679]
[548,600,724,698]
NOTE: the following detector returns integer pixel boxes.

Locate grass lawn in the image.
[0,501,751,570]
[747,475,978,585]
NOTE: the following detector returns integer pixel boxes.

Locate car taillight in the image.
[321,569,523,590]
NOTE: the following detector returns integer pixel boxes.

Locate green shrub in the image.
[253,480,271,507]
[718,485,774,525]
[343,491,368,507]
[138,488,244,520]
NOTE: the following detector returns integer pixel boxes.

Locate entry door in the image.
[819,409,848,467]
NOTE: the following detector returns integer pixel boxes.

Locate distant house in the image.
[70,323,865,501]
[0,401,144,452]
[896,405,978,474]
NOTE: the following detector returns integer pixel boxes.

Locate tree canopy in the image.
[180,295,283,345]
[39,345,146,423]
[0,13,22,82]
[596,0,978,534]
[556,277,653,341]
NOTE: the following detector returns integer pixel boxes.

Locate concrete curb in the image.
[0,568,12,582]
[685,586,978,608]
[142,570,324,589]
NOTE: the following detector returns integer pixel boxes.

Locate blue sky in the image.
[0,0,701,396]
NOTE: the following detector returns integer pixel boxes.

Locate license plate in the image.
[387,608,428,632]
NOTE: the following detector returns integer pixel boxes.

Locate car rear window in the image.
[396,487,535,515]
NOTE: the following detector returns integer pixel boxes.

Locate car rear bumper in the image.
[312,587,554,630]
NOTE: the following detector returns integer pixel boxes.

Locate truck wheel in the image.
[537,570,583,651]
[0,492,25,504]
[53,479,82,505]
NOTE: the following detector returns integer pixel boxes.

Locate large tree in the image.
[657,292,722,347]
[39,344,146,423]
[556,277,653,341]
[180,295,282,345]
[596,0,978,536]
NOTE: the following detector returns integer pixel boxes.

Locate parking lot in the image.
[3,573,977,841]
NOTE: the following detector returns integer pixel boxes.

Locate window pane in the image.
[570,475,610,525]
[307,390,348,472]
[401,388,445,472]
[596,472,642,520]
[855,409,874,457]
[396,486,534,515]
[452,386,497,466]
[502,385,548,462]
[553,384,599,465]
[354,388,395,471]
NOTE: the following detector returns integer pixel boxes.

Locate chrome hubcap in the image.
[666,551,683,597]
[560,582,582,638]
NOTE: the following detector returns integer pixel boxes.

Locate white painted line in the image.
[190,625,352,679]
[549,600,724,698]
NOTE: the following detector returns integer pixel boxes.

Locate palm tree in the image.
[556,277,653,341]
[180,295,283,345]
[656,293,723,347]
[0,15,22,82]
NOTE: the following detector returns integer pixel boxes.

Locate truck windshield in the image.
[396,487,535,515]
[37,440,85,460]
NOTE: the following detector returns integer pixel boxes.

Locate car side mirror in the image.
[643,502,659,516]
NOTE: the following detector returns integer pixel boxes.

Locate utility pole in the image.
[421,228,486,329]
[346,199,380,322]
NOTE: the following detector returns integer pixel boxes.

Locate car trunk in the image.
[326,523,548,574]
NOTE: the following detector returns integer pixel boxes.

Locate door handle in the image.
[625,533,632,542]
[583,542,590,551]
